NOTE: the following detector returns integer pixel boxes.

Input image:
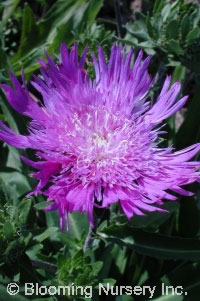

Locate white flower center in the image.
[92,133,108,147]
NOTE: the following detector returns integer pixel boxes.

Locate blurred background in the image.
[0,0,200,300]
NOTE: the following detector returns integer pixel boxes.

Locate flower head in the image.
[1,43,200,230]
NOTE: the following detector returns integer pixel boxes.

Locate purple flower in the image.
[0,43,200,230]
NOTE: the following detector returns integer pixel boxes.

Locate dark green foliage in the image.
[124,0,200,71]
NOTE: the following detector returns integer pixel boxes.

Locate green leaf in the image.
[169,40,182,55]
[0,171,31,199]
[161,4,171,22]
[68,213,89,241]
[114,202,179,230]
[0,94,26,171]
[186,27,200,45]
[171,65,186,84]
[146,16,158,40]
[180,15,191,38]
[34,201,53,210]
[46,19,75,54]
[34,227,58,242]
[111,244,127,275]
[126,21,150,41]
[26,243,43,259]
[11,0,94,76]
[0,48,10,81]
[39,0,85,32]
[15,4,39,59]
[84,0,103,27]
[92,261,103,276]
[97,244,114,278]
[153,0,164,16]
[58,232,80,250]
[2,0,20,25]
[3,220,14,239]
[46,210,89,242]
[166,20,179,39]
[192,7,200,27]
[0,95,19,133]
[6,147,22,171]
[18,198,32,225]
[100,226,200,261]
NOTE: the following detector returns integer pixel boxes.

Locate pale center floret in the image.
[62,106,136,186]
[90,133,110,166]
[92,133,108,147]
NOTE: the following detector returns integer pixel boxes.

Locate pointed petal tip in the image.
[0,83,9,92]
[61,42,67,49]
[38,58,48,68]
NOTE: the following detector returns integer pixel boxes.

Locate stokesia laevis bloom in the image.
[0,43,200,230]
